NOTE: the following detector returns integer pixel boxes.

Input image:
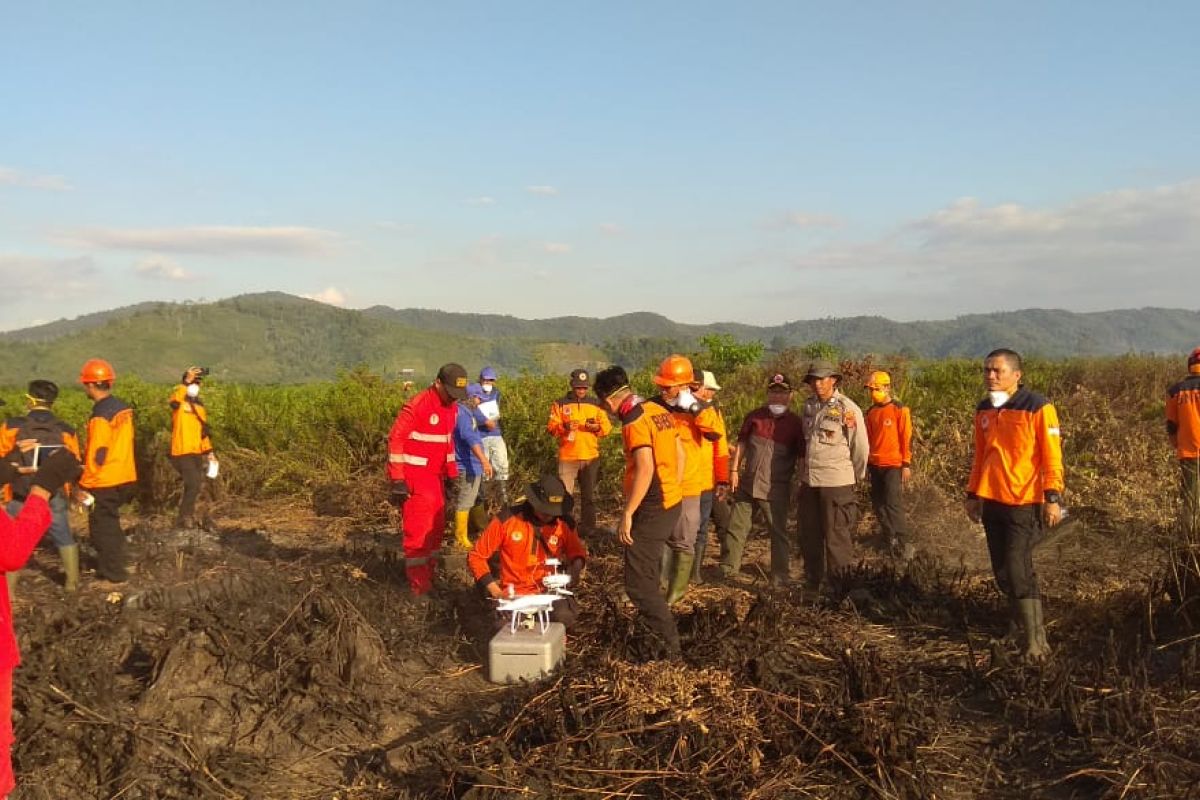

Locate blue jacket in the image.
[454,402,488,477]
[468,383,503,438]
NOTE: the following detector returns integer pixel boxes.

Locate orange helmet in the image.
[653,354,695,387]
[79,358,116,384]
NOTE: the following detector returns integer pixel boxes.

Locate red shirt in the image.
[0,495,51,669]
[387,386,458,482]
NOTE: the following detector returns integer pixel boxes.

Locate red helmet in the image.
[653,354,695,387]
[80,358,116,384]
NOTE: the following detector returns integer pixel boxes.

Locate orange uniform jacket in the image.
[0,411,83,500]
[620,397,682,511]
[468,508,588,595]
[672,403,729,496]
[169,385,213,457]
[1166,374,1200,460]
[386,386,459,483]
[865,401,913,468]
[546,394,612,461]
[81,395,138,490]
[967,388,1064,506]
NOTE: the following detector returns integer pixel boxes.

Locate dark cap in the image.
[766,372,792,391]
[436,363,469,400]
[804,359,841,381]
[592,366,629,400]
[527,474,571,518]
[569,368,590,388]
[27,379,59,404]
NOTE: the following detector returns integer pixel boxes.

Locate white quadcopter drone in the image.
[494,559,574,634]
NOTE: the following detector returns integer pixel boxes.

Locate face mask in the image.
[673,389,697,410]
[767,403,788,416]
[988,390,1010,408]
[870,389,889,405]
[481,383,494,393]
[186,383,201,398]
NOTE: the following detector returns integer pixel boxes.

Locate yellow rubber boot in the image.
[454,510,472,550]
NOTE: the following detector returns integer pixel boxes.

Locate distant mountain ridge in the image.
[0,292,1195,385]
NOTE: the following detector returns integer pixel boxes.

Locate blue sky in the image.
[3,1,1198,329]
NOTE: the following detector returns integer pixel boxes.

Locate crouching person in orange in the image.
[467,475,587,629]
[387,364,468,596]
[0,447,83,796]
[79,359,138,585]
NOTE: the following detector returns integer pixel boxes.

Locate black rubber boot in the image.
[1018,598,1051,663]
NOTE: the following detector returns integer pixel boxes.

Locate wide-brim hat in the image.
[804,359,841,381]
[527,475,570,518]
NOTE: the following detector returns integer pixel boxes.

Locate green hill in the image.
[0,293,1196,386]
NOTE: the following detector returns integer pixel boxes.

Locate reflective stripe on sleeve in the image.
[388,453,405,463]
[401,453,429,466]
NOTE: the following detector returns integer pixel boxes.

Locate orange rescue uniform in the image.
[80,396,137,490]
[621,397,682,510]
[1166,374,1200,460]
[547,394,612,460]
[967,388,1063,506]
[865,401,913,468]
[468,510,587,595]
[672,404,728,496]
[169,384,213,457]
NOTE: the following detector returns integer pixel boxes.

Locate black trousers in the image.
[89,484,135,582]
[797,484,859,587]
[624,502,682,656]
[868,465,909,548]
[1181,459,1199,539]
[171,454,206,520]
[578,458,600,534]
[982,500,1042,600]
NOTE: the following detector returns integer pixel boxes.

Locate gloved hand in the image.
[389,480,410,508]
[0,458,20,486]
[31,448,84,494]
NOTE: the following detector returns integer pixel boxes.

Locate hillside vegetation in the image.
[0,292,1196,385]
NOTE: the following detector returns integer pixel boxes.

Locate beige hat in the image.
[699,370,721,391]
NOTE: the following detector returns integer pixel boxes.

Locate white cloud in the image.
[0,255,96,305]
[543,242,572,254]
[302,286,348,306]
[526,185,558,196]
[763,210,844,230]
[598,222,623,236]
[787,179,1200,313]
[466,196,496,206]
[61,225,338,256]
[134,255,194,282]
[0,165,71,191]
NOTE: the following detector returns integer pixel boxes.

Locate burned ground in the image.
[8,491,1200,799]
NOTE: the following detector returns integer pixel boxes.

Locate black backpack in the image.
[8,412,69,498]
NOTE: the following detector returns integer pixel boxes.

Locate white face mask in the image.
[988,390,1009,408]
[673,389,697,410]
[186,383,201,398]
[481,383,494,394]
[767,403,788,416]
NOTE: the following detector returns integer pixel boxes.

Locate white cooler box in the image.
[488,622,565,684]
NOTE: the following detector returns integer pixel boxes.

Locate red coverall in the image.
[0,494,52,795]
[387,386,458,594]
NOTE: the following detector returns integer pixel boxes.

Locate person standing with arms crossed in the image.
[964,348,1065,663]
[593,365,685,659]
